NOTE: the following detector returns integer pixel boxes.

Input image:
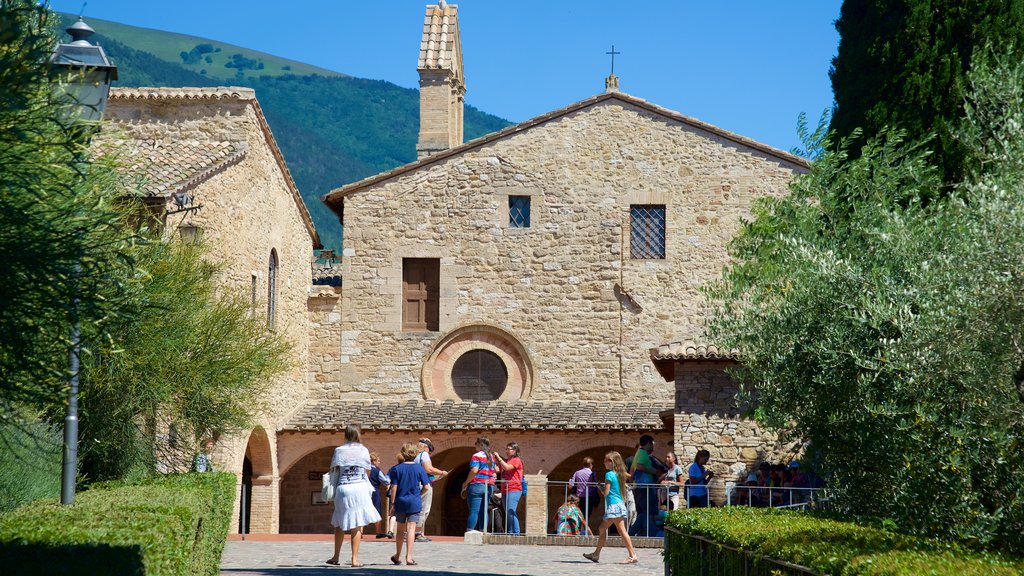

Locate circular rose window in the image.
[420,325,533,402]
[451,349,508,402]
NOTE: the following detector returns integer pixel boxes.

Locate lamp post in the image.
[49,16,117,506]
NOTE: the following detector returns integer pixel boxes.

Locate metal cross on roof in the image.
[606,45,621,75]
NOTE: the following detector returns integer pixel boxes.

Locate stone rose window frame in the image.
[421,324,534,402]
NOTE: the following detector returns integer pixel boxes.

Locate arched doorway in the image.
[279,446,335,534]
[547,444,634,535]
[239,427,274,533]
[239,456,252,534]
[426,446,475,536]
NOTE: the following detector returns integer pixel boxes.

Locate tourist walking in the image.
[582,451,638,564]
[493,442,525,534]
[569,456,600,524]
[387,442,430,566]
[460,437,496,532]
[326,425,380,568]
[413,438,448,542]
[686,449,714,508]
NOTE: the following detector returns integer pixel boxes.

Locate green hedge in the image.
[665,507,1023,576]
[0,472,235,576]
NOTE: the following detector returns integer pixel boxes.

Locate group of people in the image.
[559,435,719,540]
[458,437,527,535]
[324,426,812,567]
[325,426,445,567]
[728,460,819,507]
[323,428,528,567]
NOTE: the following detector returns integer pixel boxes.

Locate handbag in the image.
[321,468,338,503]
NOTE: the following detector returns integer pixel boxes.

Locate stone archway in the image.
[431,446,475,536]
[240,426,276,533]
[546,444,634,534]
[279,446,335,534]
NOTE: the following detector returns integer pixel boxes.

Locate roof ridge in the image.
[323,91,809,209]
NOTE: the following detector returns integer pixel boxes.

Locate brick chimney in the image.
[416,1,465,159]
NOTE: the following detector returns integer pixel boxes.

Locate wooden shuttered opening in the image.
[402,258,440,331]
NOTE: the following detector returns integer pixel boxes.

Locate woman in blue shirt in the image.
[687,449,715,508]
[583,451,638,565]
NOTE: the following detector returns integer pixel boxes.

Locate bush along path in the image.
[664,508,1023,576]
[0,472,235,576]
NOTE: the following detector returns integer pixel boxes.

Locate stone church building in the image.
[97,2,807,535]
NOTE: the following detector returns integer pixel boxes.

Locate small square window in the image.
[630,205,666,259]
[509,196,531,228]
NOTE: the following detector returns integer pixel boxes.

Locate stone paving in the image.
[221,539,663,576]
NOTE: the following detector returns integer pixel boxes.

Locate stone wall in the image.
[328,99,799,406]
[105,89,318,534]
[674,361,786,504]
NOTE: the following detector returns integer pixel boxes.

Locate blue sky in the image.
[49,1,842,153]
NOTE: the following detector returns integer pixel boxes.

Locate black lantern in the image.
[50,17,118,125]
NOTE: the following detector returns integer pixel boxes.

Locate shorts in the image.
[395,511,421,524]
[604,502,628,520]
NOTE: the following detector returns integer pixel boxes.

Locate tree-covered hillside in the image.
[68,15,510,251]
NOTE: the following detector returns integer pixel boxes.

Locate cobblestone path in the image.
[221,539,662,576]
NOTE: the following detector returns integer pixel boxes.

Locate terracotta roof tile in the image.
[650,342,740,362]
[649,342,741,382]
[417,3,461,73]
[92,136,247,198]
[282,400,669,432]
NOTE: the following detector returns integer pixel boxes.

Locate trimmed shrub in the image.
[665,508,1022,576]
[0,472,235,576]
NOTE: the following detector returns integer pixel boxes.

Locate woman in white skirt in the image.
[326,424,381,567]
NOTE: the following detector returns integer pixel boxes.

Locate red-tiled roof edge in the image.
[322,91,810,212]
[109,87,323,249]
[649,342,742,382]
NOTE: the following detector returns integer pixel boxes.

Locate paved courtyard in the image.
[221,539,663,576]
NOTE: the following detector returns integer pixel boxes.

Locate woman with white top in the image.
[326,424,381,567]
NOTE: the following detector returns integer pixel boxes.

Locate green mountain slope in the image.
[77,15,344,81]
[64,14,511,251]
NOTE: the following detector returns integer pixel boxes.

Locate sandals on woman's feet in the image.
[390,554,402,565]
[406,559,418,566]
[325,559,340,566]
[582,552,599,563]
[620,555,639,564]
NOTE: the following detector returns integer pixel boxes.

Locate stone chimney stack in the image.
[416,1,465,159]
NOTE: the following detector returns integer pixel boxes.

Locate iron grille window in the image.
[630,205,666,259]
[451,349,508,402]
[509,195,531,228]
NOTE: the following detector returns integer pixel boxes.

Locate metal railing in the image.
[664,527,821,576]
[724,484,829,510]
[546,480,673,537]
[466,478,829,537]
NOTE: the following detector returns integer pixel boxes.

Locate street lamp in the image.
[49,16,117,506]
[50,17,118,125]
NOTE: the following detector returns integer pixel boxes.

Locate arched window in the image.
[451,349,508,403]
[267,249,278,330]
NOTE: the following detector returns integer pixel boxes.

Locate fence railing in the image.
[462,479,829,537]
[724,484,829,510]
[663,526,821,576]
